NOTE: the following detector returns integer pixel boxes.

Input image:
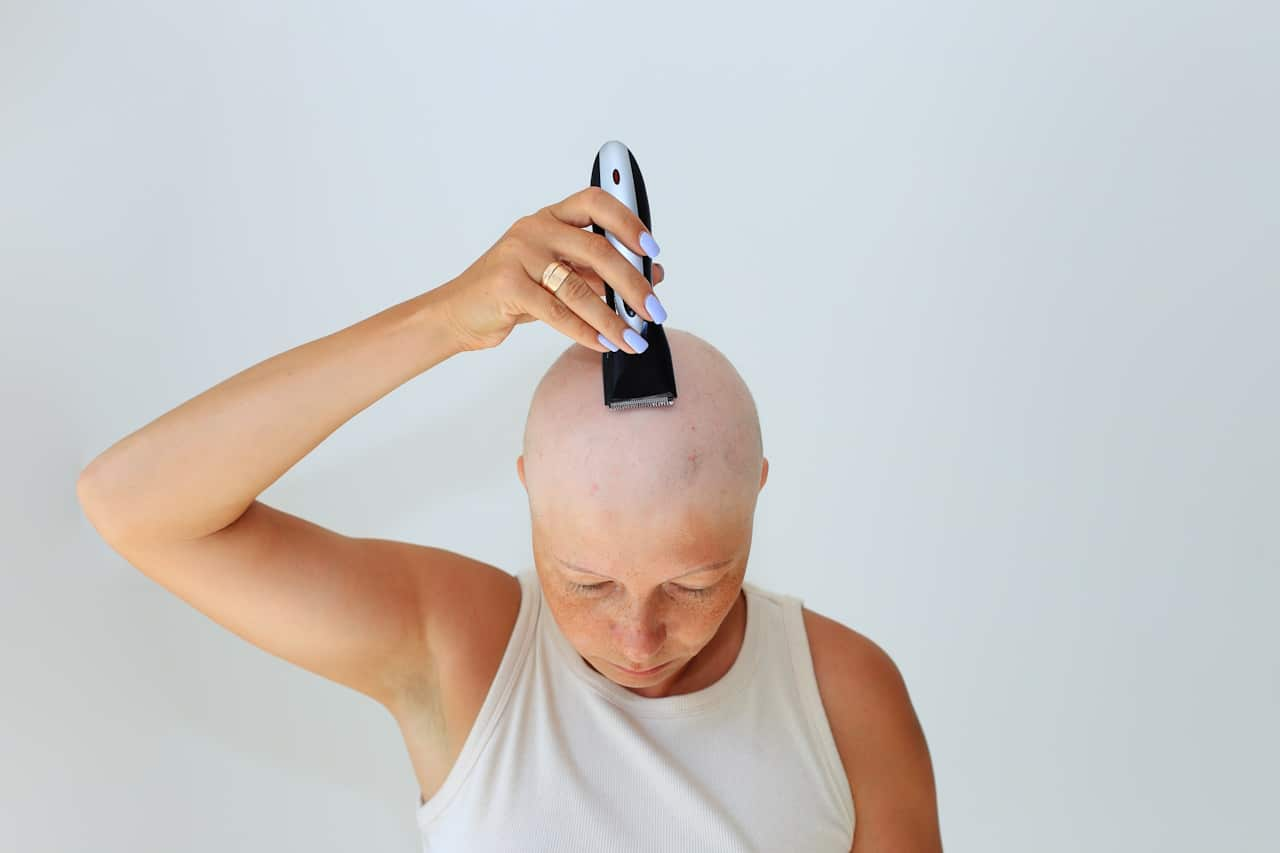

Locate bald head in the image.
[518,328,766,695]
[520,328,765,529]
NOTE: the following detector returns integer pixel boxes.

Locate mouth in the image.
[618,660,669,676]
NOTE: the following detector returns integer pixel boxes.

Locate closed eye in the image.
[568,581,712,599]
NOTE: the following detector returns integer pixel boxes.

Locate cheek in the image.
[550,598,607,643]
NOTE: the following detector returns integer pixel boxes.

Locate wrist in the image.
[391,284,471,368]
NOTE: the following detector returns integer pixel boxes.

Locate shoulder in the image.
[802,607,943,853]
[802,607,911,713]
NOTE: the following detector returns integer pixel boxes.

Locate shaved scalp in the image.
[521,328,764,526]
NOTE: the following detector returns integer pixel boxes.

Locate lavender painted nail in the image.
[639,231,661,258]
[645,293,667,324]
[623,328,648,353]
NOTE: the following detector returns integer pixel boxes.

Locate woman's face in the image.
[530,498,753,697]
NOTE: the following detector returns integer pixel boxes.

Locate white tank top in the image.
[416,567,855,852]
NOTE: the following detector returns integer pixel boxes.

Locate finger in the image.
[515,268,615,354]
[544,186,657,264]
[534,214,662,324]
[542,188,661,321]
[569,260,661,291]
[562,260,605,297]
[520,255,644,354]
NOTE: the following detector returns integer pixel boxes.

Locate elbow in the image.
[76,466,129,544]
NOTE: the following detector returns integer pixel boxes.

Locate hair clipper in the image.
[590,140,677,410]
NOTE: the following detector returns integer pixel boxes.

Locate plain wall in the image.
[3,1,1277,850]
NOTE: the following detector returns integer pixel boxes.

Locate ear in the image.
[760,457,769,491]
[517,455,527,489]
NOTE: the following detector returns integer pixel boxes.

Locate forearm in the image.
[77,285,465,544]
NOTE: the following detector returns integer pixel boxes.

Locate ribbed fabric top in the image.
[416,567,855,852]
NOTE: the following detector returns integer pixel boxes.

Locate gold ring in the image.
[541,261,573,294]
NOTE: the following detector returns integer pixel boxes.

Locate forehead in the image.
[536,500,748,580]
[538,495,741,545]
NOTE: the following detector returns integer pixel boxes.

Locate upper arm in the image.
[806,610,942,853]
[82,497,477,710]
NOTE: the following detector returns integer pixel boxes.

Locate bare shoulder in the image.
[802,607,943,853]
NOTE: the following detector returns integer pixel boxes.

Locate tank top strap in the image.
[769,587,857,831]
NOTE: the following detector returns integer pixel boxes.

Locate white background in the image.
[3,1,1276,850]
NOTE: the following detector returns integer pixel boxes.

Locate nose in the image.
[616,629,664,665]
[611,601,666,657]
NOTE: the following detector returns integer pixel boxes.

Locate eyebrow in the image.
[556,557,733,582]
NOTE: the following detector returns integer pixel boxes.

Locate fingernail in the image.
[598,332,619,352]
[623,328,648,353]
[639,231,661,258]
[645,293,667,324]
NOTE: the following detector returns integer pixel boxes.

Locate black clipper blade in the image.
[602,323,677,409]
[590,141,678,410]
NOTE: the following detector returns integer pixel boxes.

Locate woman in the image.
[77,186,942,851]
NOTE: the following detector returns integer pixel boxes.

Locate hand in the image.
[432,186,666,354]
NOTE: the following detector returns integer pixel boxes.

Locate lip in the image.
[619,660,669,676]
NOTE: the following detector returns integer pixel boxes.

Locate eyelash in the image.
[568,581,713,599]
